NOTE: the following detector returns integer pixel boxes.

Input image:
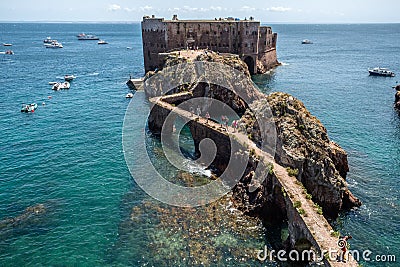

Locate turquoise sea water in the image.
[0,23,399,266]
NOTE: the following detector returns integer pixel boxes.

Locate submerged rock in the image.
[0,203,52,241]
[110,194,265,266]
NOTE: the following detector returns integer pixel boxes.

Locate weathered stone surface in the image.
[395,90,400,109]
[144,50,264,114]
[239,93,361,217]
[141,16,278,74]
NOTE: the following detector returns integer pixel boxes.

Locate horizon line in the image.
[0,20,400,24]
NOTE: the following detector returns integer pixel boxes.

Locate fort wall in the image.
[141,15,279,74]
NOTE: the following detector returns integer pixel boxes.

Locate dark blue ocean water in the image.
[0,23,399,266]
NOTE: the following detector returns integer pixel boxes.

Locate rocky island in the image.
[140,49,361,266]
[133,15,362,266]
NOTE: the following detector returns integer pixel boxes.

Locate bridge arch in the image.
[243,56,255,75]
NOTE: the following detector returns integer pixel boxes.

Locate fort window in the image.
[214,31,217,35]
[246,31,248,35]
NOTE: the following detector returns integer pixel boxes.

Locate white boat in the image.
[64,74,76,81]
[126,92,134,98]
[302,39,313,44]
[52,82,70,90]
[43,37,57,44]
[3,43,12,46]
[48,81,58,85]
[45,41,63,49]
[77,33,100,40]
[21,103,38,113]
[98,40,108,45]
[368,67,395,77]
[5,50,14,55]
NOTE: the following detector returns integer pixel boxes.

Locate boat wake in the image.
[86,72,99,76]
[55,72,99,79]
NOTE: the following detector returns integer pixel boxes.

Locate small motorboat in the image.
[368,67,395,77]
[77,33,100,40]
[126,92,134,98]
[98,40,108,45]
[5,50,14,55]
[45,41,63,48]
[52,81,70,90]
[64,74,76,81]
[43,37,57,43]
[301,39,313,44]
[3,43,12,46]
[49,81,58,85]
[21,103,38,113]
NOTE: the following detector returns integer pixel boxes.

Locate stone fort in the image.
[141,15,279,74]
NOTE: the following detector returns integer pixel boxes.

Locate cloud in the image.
[139,5,153,12]
[124,7,135,12]
[108,4,121,12]
[240,6,256,12]
[210,6,223,11]
[265,6,292,12]
[166,6,227,13]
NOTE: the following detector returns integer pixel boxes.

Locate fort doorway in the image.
[243,56,255,75]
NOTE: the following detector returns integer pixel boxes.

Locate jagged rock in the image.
[329,141,349,179]
[395,90,400,109]
[143,50,264,107]
[239,92,361,217]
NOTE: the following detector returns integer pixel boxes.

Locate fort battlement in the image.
[141,15,279,74]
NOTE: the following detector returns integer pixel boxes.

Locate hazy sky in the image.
[1,0,399,23]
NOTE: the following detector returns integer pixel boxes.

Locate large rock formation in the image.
[143,50,264,109]
[145,49,361,218]
[239,93,361,217]
[394,84,400,109]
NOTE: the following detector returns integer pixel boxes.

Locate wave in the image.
[186,161,212,177]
